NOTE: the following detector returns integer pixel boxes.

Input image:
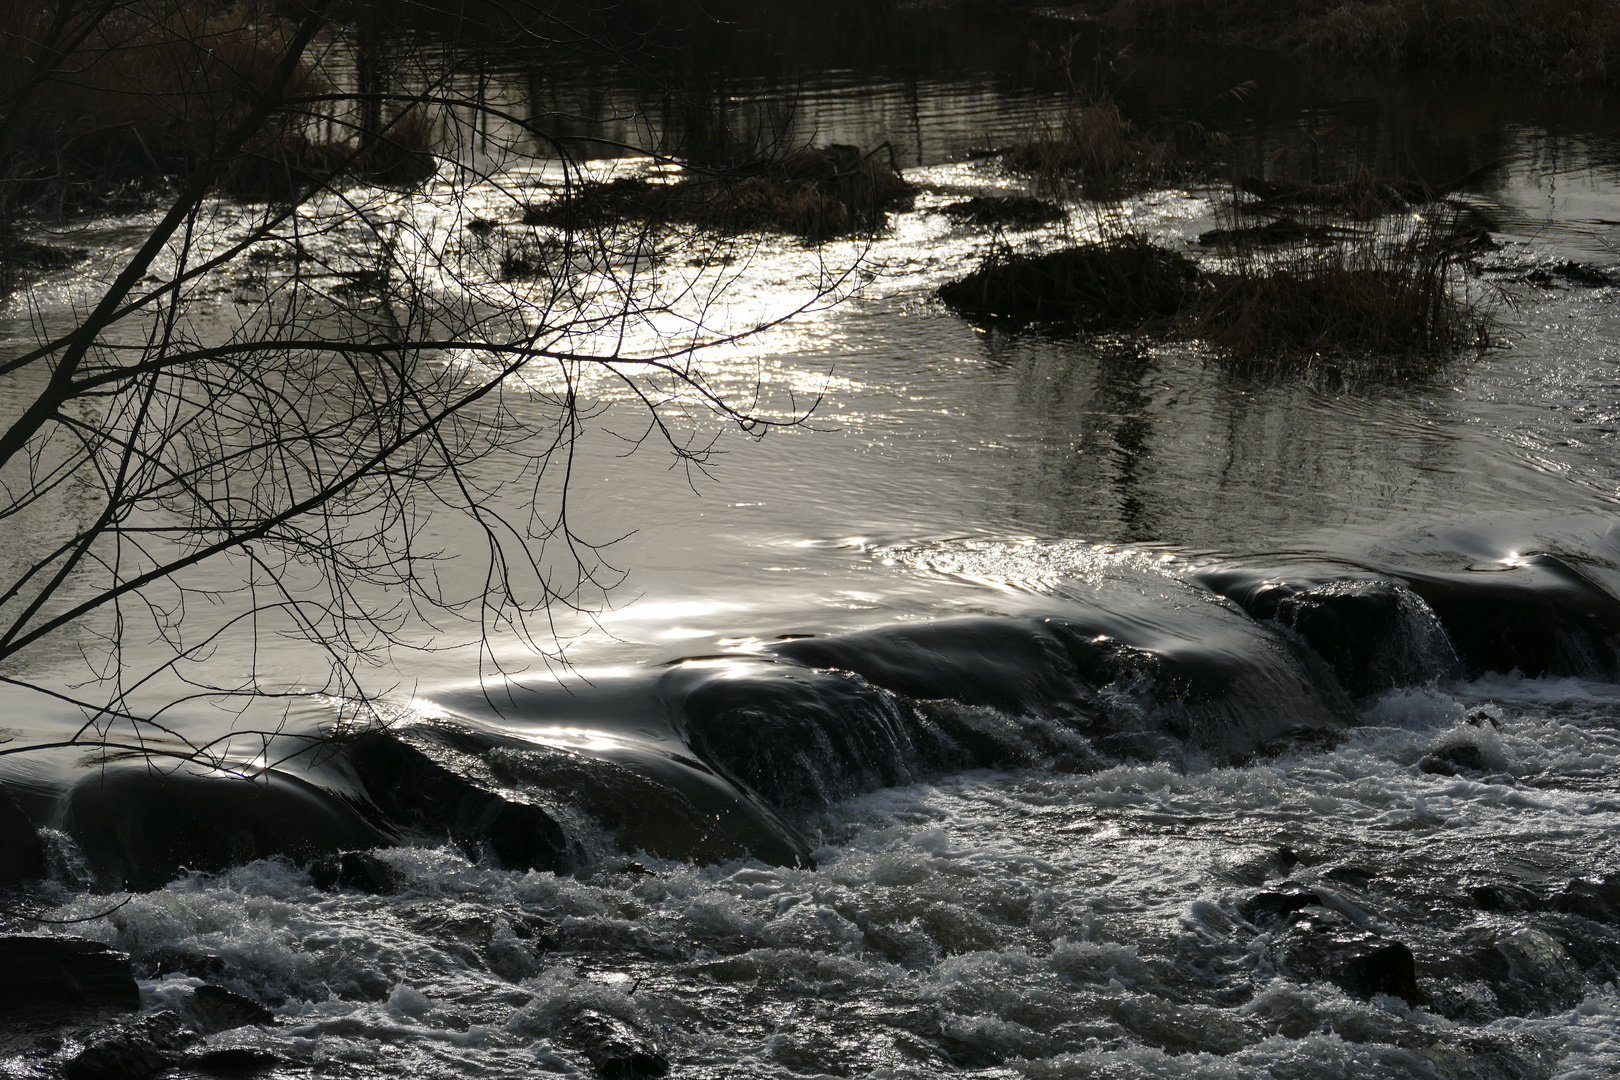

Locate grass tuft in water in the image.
[939,227,1492,370]
[1002,99,1176,201]
[936,235,1199,328]
[1190,230,1494,365]
[524,144,915,242]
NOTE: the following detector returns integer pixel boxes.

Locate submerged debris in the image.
[1198,218,1363,247]
[1236,163,1497,220]
[936,235,1199,327]
[937,195,1067,227]
[523,144,915,242]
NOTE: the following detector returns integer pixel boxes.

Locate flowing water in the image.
[7,6,1620,1078]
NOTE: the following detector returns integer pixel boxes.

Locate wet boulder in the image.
[1551,874,1620,924]
[676,663,931,811]
[1418,742,1494,776]
[309,850,400,894]
[189,1048,281,1074]
[0,783,46,883]
[185,985,276,1034]
[64,1010,194,1080]
[63,766,385,892]
[565,1008,669,1078]
[1271,910,1427,1007]
[1240,886,1320,926]
[1452,926,1586,1015]
[0,936,140,1017]
[339,731,573,874]
[770,610,1351,767]
[1269,579,1457,696]
[1396,554,1620,678]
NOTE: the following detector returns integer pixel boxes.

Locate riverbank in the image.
[1040,0,1619,85]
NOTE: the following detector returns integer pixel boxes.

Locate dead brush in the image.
[936,235,1199,328]
[1189,226,1493,366]
[1003,100,1175,201]
[523,144,914,242]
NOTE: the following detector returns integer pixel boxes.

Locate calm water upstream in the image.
[7,6,1620,1078]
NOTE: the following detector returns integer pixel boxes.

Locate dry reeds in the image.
[1002,100,1175,200]
[936,235,1199,327]
[938,227,1491,368]
[524,144,915,242]
[1189,232,1492,363]
[1,1,439,209]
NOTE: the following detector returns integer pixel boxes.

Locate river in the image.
[4,4,1620,1078]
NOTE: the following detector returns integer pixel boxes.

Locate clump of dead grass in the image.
[1189,231,1493,363]
[938,227,1492,369]
[936,235,1199,327]
[1002,100,1175,200]
[524,144,915,242]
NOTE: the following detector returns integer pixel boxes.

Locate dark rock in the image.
[0,937,140,1018]
[341,731,573,874]
[0,784,46,883]
[1340,941,1426,1007]
[1552,875,1620,924]
[1454,925,1586,1015]
[66,1036,171,1080]
[566,1009,669,1078]
[309,850,400,894]
[187,986,275,1034]
[63,766,385,892]
[678,664,930,813]
[144,949,228,981]
[192,1048,281,1073]
[1241,888,1320,926]
[65,1011,194,1080]
[1321,865,1375,890]
[1418,743,1491,776]
[1397,554,1620,679]
[1273,912,1427,1007]
[1469,882,1542,913]
[1523,260,1616,288]
[1269,579,1455,697]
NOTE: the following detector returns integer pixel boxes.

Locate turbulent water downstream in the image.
[8,9,1620,1080]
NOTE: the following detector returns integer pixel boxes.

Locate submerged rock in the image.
[185,985,276,1034]
[0,937,140,1018]
[1271,910,1427,1007]
[1552,874,1620,924]
[0,783,45,883]
[565,1009,669,1078]
[64,1010,194,1080]
[309,850,400,894]
[63,766,384,892]
[340,731,574,874]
